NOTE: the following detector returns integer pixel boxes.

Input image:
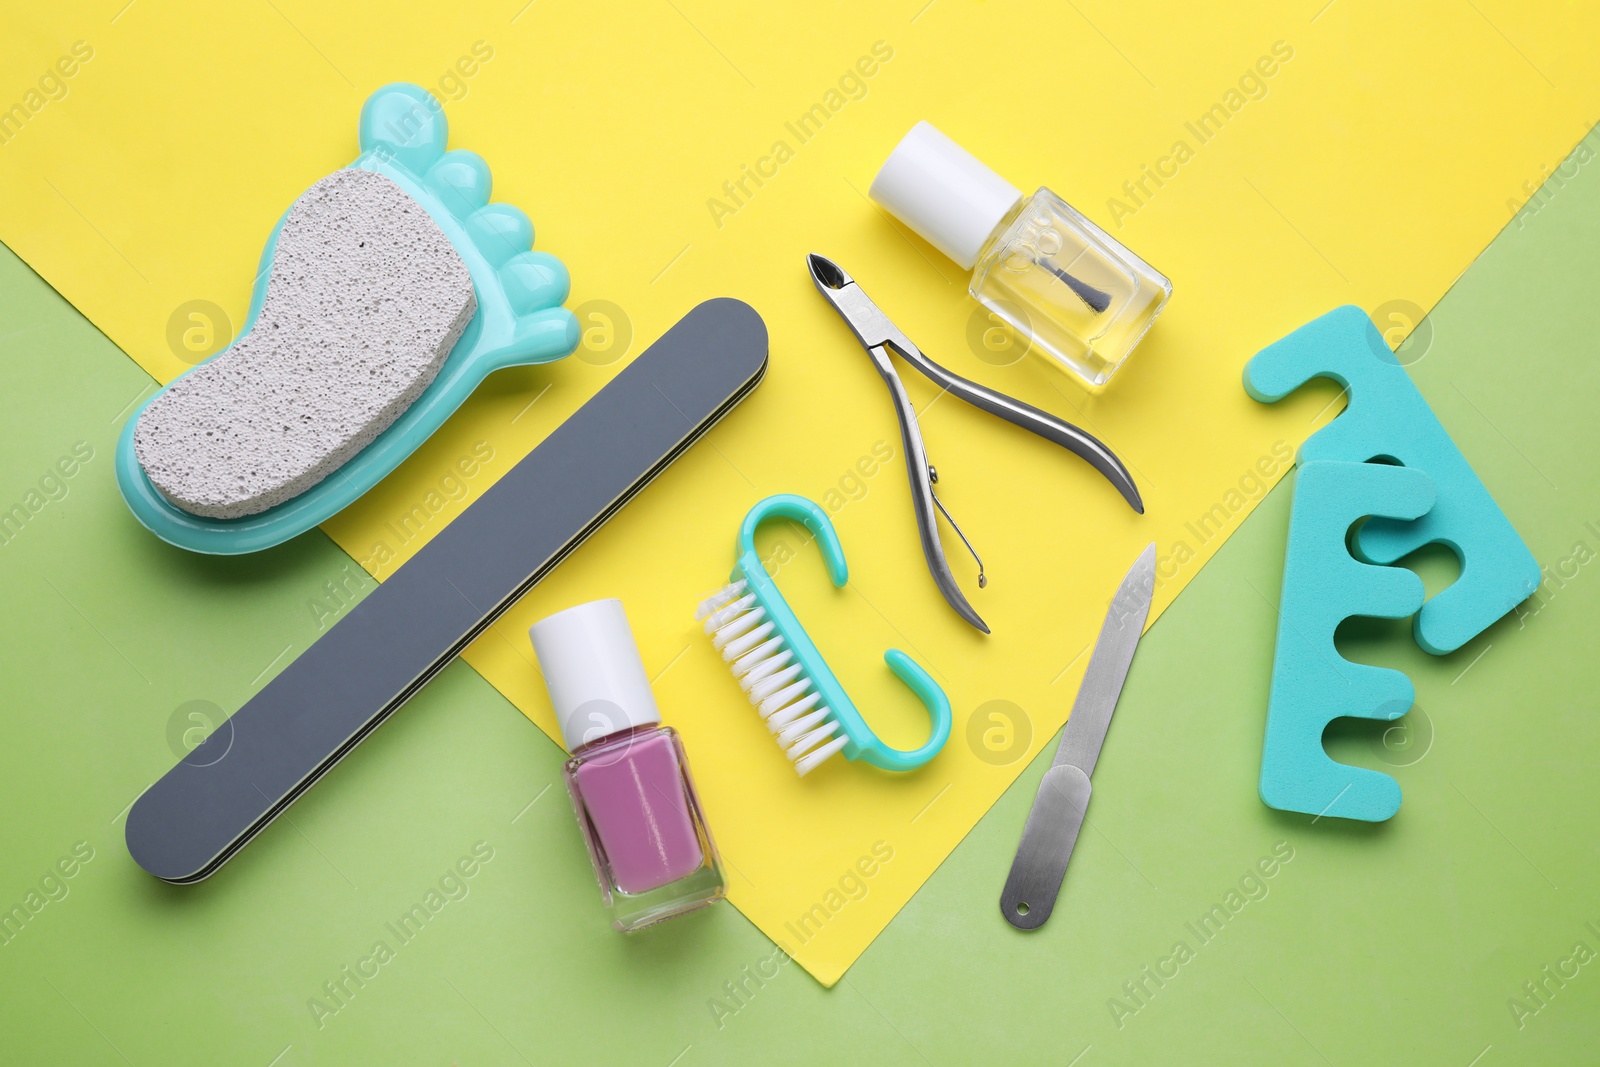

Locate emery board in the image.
[126,298,769,883]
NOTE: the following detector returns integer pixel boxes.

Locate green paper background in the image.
[2,137,1598,1065]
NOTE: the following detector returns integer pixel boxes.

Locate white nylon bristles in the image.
[696,580,850,776]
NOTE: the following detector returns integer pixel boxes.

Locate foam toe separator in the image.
[1244,306,1539,654]
[1258,460,1435,822]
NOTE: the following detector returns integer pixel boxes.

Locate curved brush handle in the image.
[850,650,952,772]
[737,494,846,586]
[732,494,951,773]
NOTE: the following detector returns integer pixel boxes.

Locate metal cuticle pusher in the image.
[807,253,1144,634]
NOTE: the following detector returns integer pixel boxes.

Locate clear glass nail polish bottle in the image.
[530,599,724,932]
[870,121,1171,388]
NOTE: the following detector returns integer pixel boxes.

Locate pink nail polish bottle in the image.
[530,598,724,931]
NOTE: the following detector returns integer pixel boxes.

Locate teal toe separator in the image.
[1244,306,1539,654]
[115,82,581,555]
[733,495,951,772]
[1258,461,1435,822]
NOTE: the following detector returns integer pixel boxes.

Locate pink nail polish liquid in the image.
[531,599,724,931]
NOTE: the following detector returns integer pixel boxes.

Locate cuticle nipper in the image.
[807,252,1144,634]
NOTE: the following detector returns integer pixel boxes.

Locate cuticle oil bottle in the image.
[870,121,1172,389]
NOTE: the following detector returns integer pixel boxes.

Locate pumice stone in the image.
[133,167,476,519]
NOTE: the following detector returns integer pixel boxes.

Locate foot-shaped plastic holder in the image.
[1245,306,1539,655]
[1259,460,1434,822]
[116,82,579,554]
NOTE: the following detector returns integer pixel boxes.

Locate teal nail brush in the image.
[697,494,951,776]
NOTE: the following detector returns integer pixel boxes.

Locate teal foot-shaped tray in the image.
[115,82,580,554]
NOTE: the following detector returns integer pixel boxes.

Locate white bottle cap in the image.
[529,598,662,753]
[869,121,1023,270]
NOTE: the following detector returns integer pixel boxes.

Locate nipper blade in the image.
[807,253,905,351]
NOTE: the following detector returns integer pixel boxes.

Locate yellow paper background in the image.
[2,1,1595,984]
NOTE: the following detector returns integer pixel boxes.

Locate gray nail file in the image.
[127,298,768,883]
[1000,544,1154,930]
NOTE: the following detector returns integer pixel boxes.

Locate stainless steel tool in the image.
[807,253,1143,634]
[1000,543,1156,929]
